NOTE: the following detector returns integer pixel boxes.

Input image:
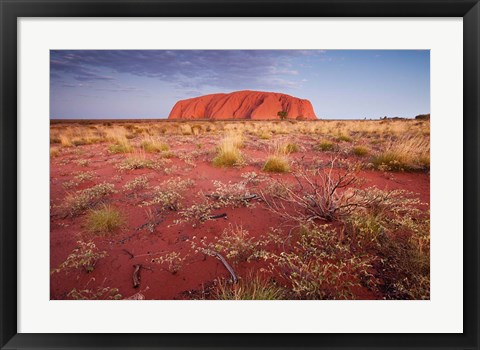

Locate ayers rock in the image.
[168,90,317,120]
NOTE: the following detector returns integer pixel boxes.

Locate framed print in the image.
[1,0,479,349]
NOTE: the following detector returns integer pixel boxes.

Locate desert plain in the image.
[50,118,430,300]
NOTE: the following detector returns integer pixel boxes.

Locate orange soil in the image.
[50,129,429,300]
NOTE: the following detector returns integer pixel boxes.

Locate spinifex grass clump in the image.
[372,135,429,171]
[263,156,290,173]
[352,146,369,156]
[263,143,290,173]
[85,205,125,235]
[141,137,169,153]
[108,141,133,154]
[214,273,286,300]
[315,140,336,151]
[212,132,244,167]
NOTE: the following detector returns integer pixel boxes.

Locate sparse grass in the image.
[63,182,116,217]
[192,224,264,264]
[85,205,125,235]
[214,274,286,300]
[141,138,169,153]
[352,146,369,156]
[50,148,59,158]
[371,135,429,171]
[62,171,96,189]
[117,156,155,171]
[143,178,195,211]
[259,132,272,140]
[265,224,376,300]
[283,142,299,154]
[213,133,243,167]
[123,175,149,191]
[68,285,122,300]
[51,240,107,274]
[263,156,290,173]
[336,134,352,142]
[108,141,133,154]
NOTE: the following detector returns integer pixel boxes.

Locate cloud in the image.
[50,50,323,91]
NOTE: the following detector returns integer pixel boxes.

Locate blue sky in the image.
[50,50,429,120]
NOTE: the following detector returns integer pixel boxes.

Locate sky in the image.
[50,50,430,120]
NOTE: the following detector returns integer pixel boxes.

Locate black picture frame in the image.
[1,0,478,349]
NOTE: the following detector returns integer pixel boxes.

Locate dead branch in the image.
[133,264,141,288]
[122,249,134,259]
[207,213,228,220]
[203,249,238,284]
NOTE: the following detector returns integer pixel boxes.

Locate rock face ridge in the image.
[168,90,317,120]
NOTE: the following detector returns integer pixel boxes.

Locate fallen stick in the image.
[205,194,259,201]
[133,264,141,288]
[207,213,228,220]
[122,249,134,259]
[206,249,238,284]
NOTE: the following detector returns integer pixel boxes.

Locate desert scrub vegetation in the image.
[212,132,244,167]
[150,251,186,274]
[261,166,358,222]
[62,171,96,189]
[371,135,430,171]
[108,140,133,154]
[315,140,336,152]
[191,225,266,265]
[282,142,299,154]
[143,178,195,211]
[263,155,290,173]
[343,188,430,299]
[51,240,107,274]
[68,285,122,300]
[264,224,377,299]
[141,137,169,153]
[85,205,125,236]
[122,175,149,191]
[63,182,116,217]
[214,273,285,300]
[50,148,59,158]
[262,143,290,173]
[117,156,156,171]
[352,146,369,156]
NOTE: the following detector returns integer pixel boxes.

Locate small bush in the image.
[85,205,125,235]
[117,157,155,171]
[316,141,335,151]
[51,240,107,274]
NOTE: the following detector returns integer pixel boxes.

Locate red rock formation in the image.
[168,90,317,120]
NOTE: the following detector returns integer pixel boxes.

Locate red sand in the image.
[50,132,429,300]
[168,90,317,120]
